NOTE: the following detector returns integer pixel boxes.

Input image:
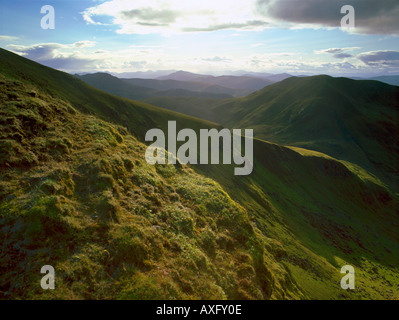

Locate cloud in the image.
[8,42,96,60]
[182,21,269,32]
[357,50,399,67]
[81,0,270,34]
[8,43,68,60]
[7,42,100,72]
[201,56,231,62]
[5,41,168,73]
[122,60,147,69]
[315,48,345,55]
[0,35,19,41]
[39,55,100,71]
[333,53,353,59]
[314,47,360,59]
[73,40,96,48]
[81,0,399,35]
[320,61,358,72]
[255,0,399,35]
[121,8,179,24]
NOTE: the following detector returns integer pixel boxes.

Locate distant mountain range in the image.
[76,72,234,100]
[77,72,276,99]
[80,69,399,93]
[156,70,277,91]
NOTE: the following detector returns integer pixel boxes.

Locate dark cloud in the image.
[39,56,98,71]
[121,8,179,24]
[321,62,357,70]
[325,48,345,54]
[315,47,359,56]
[333,53,353,59]
[256,0,399,35]
[8,43,65,61]
[137,22,168,27]
[182,20,268,32]
[7,43,98,72]
[358,51,399,66]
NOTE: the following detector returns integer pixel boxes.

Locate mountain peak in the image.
[157,70,213,81]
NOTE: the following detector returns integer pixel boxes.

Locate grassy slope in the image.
[213,75,399,191]
[143,95,220,121]
[0,73,302,300]
[1,49,399,299]
[197,138,399,299]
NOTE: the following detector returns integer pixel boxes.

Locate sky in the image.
[0,0,398,77]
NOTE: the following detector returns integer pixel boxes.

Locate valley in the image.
[1,48,398,300]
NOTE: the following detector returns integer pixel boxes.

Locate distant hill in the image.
[121,77,239,97]
[157,71,275,93]
[242,72,294,82]
[369,75,399,86]
[156,70,213,81]
[263,73,293,82]
[213,75,399,190]
[77,73,234,100]
[204,75,275,91]
[76,72,155,100]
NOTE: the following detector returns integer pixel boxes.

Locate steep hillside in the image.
[213,75,399,191]
[1,74,303,299]
[199,139,399,299]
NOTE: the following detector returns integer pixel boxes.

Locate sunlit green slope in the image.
[0,71,302,300]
